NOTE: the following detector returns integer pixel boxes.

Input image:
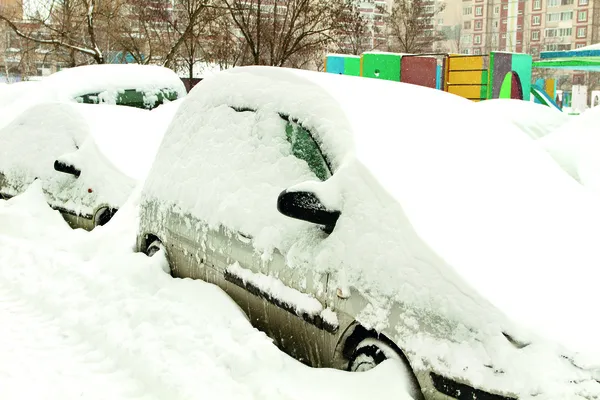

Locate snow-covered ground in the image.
[0,183,412,400]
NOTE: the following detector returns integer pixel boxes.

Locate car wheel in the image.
[349,338,423,399]
[144,239,172,275]
[145,240,165,257]
[94,207,117,227]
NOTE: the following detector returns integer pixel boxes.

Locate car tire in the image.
[94,207,117,227]
[349,338,423,399]
[145,240,165,257]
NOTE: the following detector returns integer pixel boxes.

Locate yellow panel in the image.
[448,71,483,85]
[448,85,483,99]
[448,56,484,71]
[545,78,555,98]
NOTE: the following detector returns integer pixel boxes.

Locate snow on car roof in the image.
[42,64,187,101]
[473,98,572,139]
[177,66,600,358]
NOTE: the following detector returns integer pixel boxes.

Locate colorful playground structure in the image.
[325,51,543,103]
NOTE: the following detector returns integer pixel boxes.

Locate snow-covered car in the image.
[0,64,187,129]
[0,100,180,230]
[474,98,571,139]
[137,67,600,399]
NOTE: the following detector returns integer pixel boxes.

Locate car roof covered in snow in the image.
[42,64,187,101]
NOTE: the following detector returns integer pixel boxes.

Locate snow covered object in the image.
[474,98,571,139]
[0,64,187,130]
[43,64,187,109]
[0,101,180,230]
[137,66,600,399]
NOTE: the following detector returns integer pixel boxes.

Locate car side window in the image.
[284,120,331,181]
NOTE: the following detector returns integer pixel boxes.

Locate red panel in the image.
[400,57,437,89]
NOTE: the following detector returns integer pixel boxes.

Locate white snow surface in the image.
[474,98,571,139]
[0,184,413,400]
[538,106,600,192]
[142,65,600,384]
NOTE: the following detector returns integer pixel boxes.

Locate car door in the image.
[212,108,337,365]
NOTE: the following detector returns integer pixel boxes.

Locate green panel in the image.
[361,53,402,82]
[487,53,495,99]
[480,70,489,99]
[344,57,361,76]
[77,88,179,110]
[499,73,513,98]
[511,53,533,100]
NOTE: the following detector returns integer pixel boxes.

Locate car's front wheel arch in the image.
[340,323,424,399]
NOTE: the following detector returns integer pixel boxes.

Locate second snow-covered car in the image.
[0,100,181,229]
[137,67,600,399]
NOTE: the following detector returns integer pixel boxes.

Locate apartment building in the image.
[459,0,598,56]
[359,0,389,50]
[525,0,596,56]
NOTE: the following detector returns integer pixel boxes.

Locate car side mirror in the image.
[54,160,81,178]
[277,190,340,234]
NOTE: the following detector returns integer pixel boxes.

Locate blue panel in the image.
[436,65,442,90]
[326,56,345,74]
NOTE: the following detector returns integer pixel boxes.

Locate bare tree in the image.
[387,0,445,53]
[221,0,351,66]
[333,2,375,55]
[0,0,119,64]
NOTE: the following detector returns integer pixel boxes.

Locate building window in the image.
[474,48,481,55]
[579,0,588,4]
[463,6,472,14]
[531,46,539,54]
[464,21,471,29]
[532,30,540,40]
[577,26,587,37]
[475,20,482,29]
[503,4,508,9]
[561,0,573,4]
[548,0,559,6]
[578,10,587,21]
[532,15,541,25]
[545,27,572,37]
[475,6,483,15]
[502,33,507,38]
[502,19,507,24]
[576,42,586,48]
[474,35,482,44]
[494,20,499,27]
[533,0,542,8]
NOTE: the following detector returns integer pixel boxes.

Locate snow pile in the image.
[142,66,600,396]
[0,185,413,400]
[474,98,571,139]
[538,107,600,191]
